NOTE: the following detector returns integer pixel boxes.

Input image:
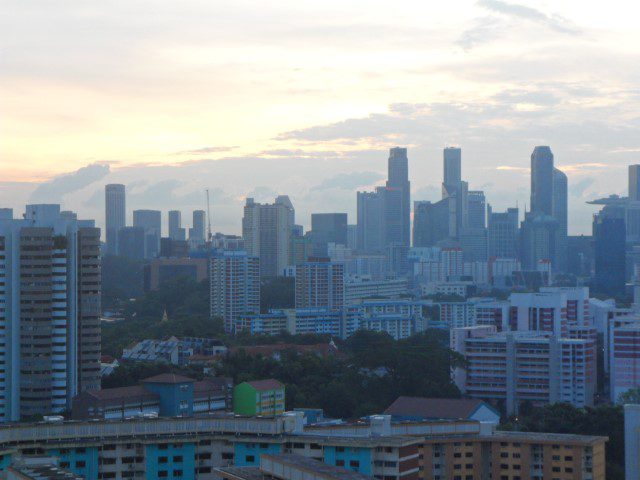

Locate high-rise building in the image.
[356,188,385,253]
[242,197,294,277]
[117,226,146,260]
[310,213,348,256]
[487,206,519,259]
[443,147,462,193]
[168,210,185,241]
[133,209,161,259]
[530,146,554,216]
[412,198,456,247]
[519,211,559,270]
[189,209,206,247]
[467,191,486,229]
[105,184,125,256]
[346,224,357,250]
[630,165,640,202]
[295,259,345,311]
[210,250,260,333]
[593,213,626,295]
[385,147,411,247]
[0,204,100,421]
[553,168,568,272]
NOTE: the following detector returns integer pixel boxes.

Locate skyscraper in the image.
[530,146,554,216]
[385,147,411,247]
[467,191,486,229]
[190,210,206,246]
[117,226,146,260]
[310,213,348,256]
[0,204,100,421]
[593,213,626,295]
[168,210,184,241]
[210,250,260,332]
[295,258,345,311]
[443,147,462,193]
[105,184,125,256]
[630,165,640,202]
[242,197,294,277]
[487,206,519,259]
[356,188,385,252]
[413,198,456,247]
[133,209,161,259]
[520,211,559,270]
[553,168,568,271]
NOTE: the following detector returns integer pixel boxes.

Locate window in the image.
[158,471,168,478]
[173,456,183,463]
[245,456,255,463]
[75,461,86,468]
[173,470,183,477]
[350,460,360,468]
[336,460,345,467]
[158,457,168,464]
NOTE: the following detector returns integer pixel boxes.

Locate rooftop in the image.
[245,379,284,391]
[384,396,496,420]
[142,373,195,384]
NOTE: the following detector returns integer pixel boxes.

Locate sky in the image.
[2,0,640,235]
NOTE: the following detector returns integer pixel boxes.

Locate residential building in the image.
[0,204,101,421]
[344,277,409,304]
[626,403,640,479]
[610,322,640,402]
[210,250,260,332]
[133,209,162,259]
[243,197,294,277]
[233,380,285,416]
[295,259,344,311]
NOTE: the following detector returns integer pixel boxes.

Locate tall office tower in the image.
[310,213,348,256]
[133,209,161,259]
[356,188,385,252]
[0,209,13,220]
[346,225,357,250]
[487,206,519,259]
[0,204,100,422]
[630,165,640,202]
[189,210,206,247]
[467,191,486,229]
[412,198,456,247]
[295,259,345,311]
[105,184,125,256]
[385,147,411,247]
[242,197,294,277]
[168,210,184,241]
[593,213,626,295]
[520,211,560,270]
[443,147,462,193]
[117,226,145,260]
[210,250,260,333]
[553,168,568,271]
[530,146,554,216]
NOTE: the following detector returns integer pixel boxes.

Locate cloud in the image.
[312,171,384,191]
[496,166,529,172]
[173,146,238,155]
[476,0,580,34]
[30,163,110,203]
[570,177,595,198]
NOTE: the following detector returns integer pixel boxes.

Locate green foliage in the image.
[102,255,145,309]
[102,360,206,389]
[219,329,462,418]
[502,403,624,480]
[101,277,223,357]
[260,276,294,313]
[617,387,640,405]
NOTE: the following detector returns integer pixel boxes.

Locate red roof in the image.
[83,385,155,401]
[142,373,195,384]
[384,396,495,420]
[246,379,284,391]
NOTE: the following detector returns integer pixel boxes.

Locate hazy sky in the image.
[2,0,640,235]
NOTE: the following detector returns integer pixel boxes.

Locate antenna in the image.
[206,188,212,244]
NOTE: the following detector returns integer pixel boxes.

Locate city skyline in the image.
[3,1,640,235]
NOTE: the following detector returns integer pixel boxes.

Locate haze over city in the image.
[3,0,640,234]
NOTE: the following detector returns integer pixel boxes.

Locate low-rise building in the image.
[233,380,286,417]
[122,336,227,366]
[384,396,500,425]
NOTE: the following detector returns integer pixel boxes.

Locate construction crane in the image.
[206,188,213,245]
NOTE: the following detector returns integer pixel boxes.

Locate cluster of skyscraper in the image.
[104,184,207,259]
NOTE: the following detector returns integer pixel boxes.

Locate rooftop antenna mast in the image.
[206,188,212,244]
